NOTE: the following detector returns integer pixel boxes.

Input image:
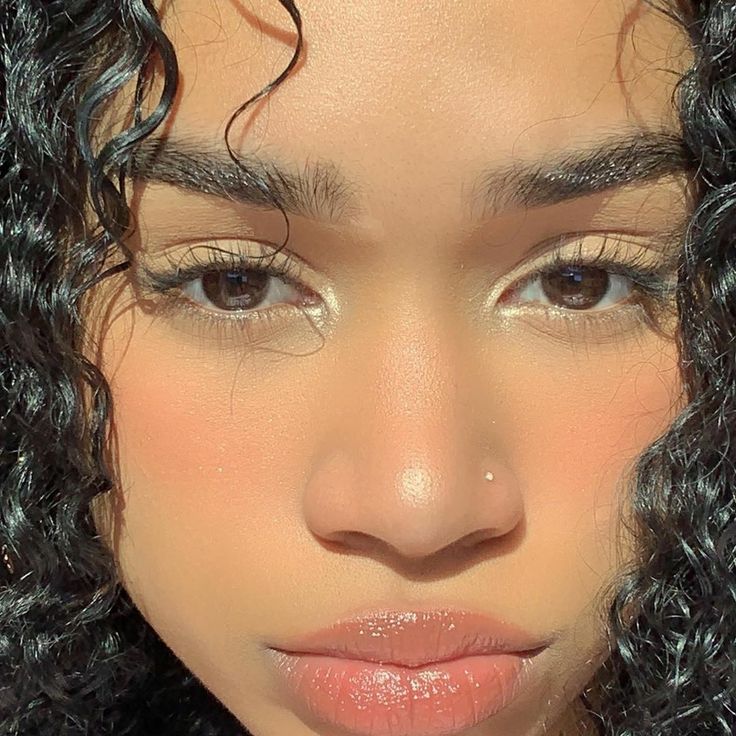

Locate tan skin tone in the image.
[87,1,692,734]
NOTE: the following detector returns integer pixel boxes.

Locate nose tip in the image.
[303,451,524,563]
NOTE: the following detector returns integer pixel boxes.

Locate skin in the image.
[88,1,692,734]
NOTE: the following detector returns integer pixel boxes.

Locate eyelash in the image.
[135,237,676,338]
[137,247,317,339]
[505,240,676,330]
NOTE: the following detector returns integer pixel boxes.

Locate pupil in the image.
[201,270,270,311]
[541,266,609,309]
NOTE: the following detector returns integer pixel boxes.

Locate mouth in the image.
[270,605,553,667]
[268,606,553,736]
[272,642,550,668]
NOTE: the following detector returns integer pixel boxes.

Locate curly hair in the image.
[1,0,735,734]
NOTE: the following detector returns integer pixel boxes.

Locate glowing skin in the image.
[87,1,691,735]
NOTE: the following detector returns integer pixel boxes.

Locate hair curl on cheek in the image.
[1,1,735,735]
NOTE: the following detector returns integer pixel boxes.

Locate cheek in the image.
[98,311,315,641]
[495,340,681,618]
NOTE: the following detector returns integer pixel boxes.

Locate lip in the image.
[271,606,552,667]
[268,606,552,736]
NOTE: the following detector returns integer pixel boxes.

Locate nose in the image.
[302,289,524,562]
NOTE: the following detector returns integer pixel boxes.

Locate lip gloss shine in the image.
[269,648,539,736]
[267,607,551,736]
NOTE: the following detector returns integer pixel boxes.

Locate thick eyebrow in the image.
[470,130,691,217]
[129,130,691,224]
[129,137,361,223]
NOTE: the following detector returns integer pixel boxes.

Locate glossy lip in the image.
[269,649,545,736]
[271,606,552,667]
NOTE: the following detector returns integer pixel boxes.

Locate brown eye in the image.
[540,266,610,310]
[180,266,304,314]
[199,270,271,311]
[511,264,633,311]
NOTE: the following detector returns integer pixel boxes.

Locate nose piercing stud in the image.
[484,471,494,481]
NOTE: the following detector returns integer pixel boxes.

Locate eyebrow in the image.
[472,130,691,216]
[130,138,360,223]
[128,130,691,224]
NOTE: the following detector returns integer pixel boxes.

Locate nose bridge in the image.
[302,286,524,560]
[340,275,466,494]
[365,300,470,528]
[373,291,456,446]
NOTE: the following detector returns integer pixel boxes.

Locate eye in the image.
[506,264,638,311]
[180,267,304,313]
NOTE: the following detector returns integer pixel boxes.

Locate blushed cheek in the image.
[500,341,682,620]
[94,308,321,653]
[100,315,308,533]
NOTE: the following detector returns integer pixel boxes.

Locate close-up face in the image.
[88,2,692,735]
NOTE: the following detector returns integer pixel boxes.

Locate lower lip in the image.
[269,648,542,736]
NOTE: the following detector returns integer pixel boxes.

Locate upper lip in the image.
[271,606,552,668]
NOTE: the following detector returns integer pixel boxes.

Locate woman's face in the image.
[89,1,691,735]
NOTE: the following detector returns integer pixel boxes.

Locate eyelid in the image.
[134,241,306,292]
[504,231,674,282]
[515,230,674,267]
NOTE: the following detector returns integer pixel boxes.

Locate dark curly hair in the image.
[1,1,735,734]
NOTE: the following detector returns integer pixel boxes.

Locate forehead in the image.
[157,0,688,142]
